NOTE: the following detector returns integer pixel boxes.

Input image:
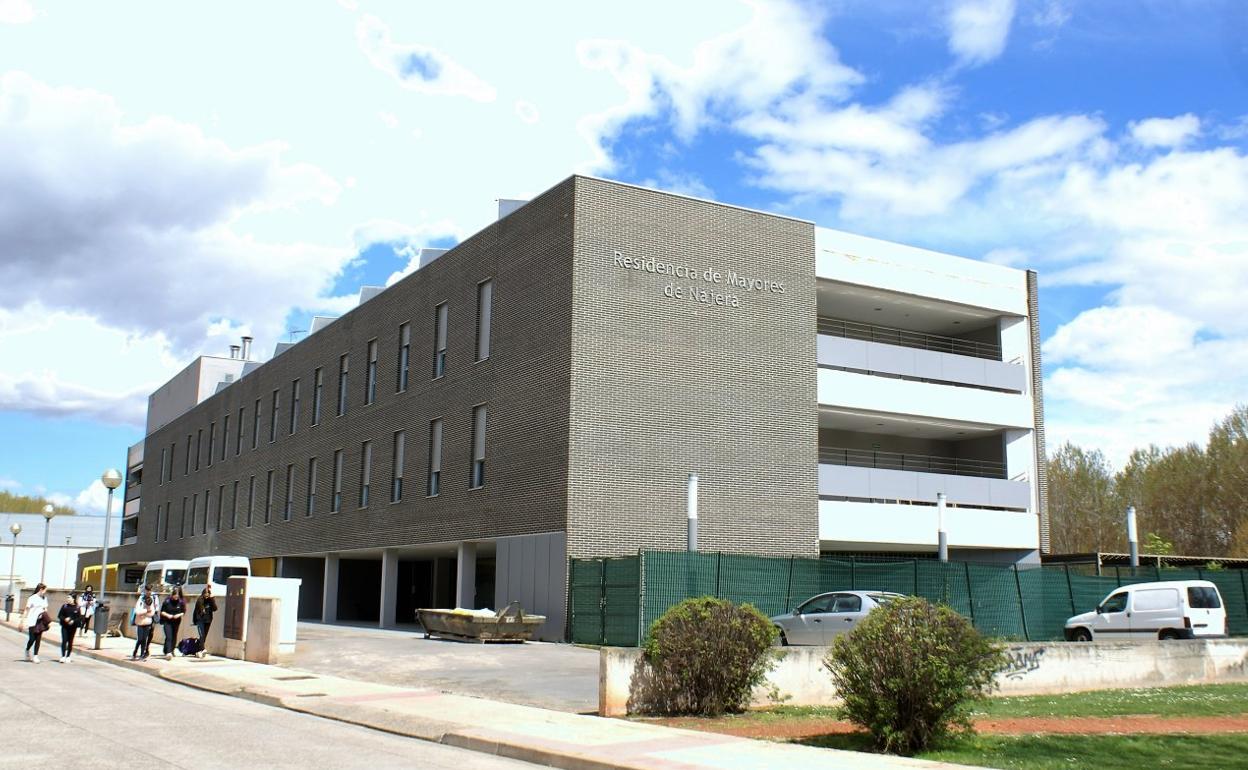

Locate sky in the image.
[1,0,1246,513]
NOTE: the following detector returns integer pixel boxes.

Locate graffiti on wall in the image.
[1002,646,1046,680]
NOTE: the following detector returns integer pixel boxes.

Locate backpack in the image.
[177,637,201,656]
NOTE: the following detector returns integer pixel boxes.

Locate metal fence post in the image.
[1064,564,1075,615]
[715,551,722,598]
[1013,564,1030,641]
[850,556,856,590]
[785,556,794,612]
[636,551,645,646]
[964,562,976,626]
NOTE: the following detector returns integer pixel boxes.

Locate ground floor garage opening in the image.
[337,558,381,623]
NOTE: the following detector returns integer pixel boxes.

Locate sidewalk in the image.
[11,625,974,770]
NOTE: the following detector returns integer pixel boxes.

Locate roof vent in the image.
[229,345,241,359]
[310,316,337,334]
[418,248,448,268]
[358,286,384,305]
[497,199,528,220]
[241,336,253,360]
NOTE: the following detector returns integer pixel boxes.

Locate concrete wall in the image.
[600,639,1248,716]
[494,531,566,641]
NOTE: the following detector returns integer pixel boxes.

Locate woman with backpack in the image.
[78,586,95,637]
[131,593,156,661]
[57,591,81,663]
[159,586,186,660]
[192,586,217,658]
[23,583,50,663]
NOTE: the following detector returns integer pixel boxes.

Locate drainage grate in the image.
[273,675,318,681]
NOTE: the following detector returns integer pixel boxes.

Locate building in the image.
[83,175,1047,638]
[3,513,108,593]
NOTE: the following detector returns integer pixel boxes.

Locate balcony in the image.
[818,317,1000,360]
[819,446,1006,479]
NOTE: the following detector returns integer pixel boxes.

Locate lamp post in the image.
[97,469,122,649]
[62,536,71,590]
[6,522,20,619]
[38,503,72,585]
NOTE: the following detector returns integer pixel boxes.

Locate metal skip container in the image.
[416,601,546,643]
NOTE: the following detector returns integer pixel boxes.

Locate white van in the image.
[1064,580,1227,641]
[141,560,189,593]
[182,556,250,598]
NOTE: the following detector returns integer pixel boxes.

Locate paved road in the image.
[290,622,599,713]
[0,633,543,769]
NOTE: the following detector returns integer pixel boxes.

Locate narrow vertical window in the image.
[231,480,239,529]
[427,418,442,497]
[359,441,372,507]
[307,457,318,516]
[216,484,224,531]
[195,429,202,471]
[252,399,262,450]
[180,497,187,539]
[396,323,410,392]
[154,504,162,543]
[191,493,198,535]
[202,489,209,534]
[221,414,230,462]
[207,422,216,467]
[185,435,192,475]
[312,367,323,425]
[246,476,256,527]
[159,448,167,486]
[391,430,405,503]
[236,406,245,455]
[169,443,176,482]
[470,404,487,489]
[264,469,274,524]
[432,302,448,378]
[283,464,294,521]
[475,279,493,361]
[337,354,349,416]
[331,450,343,513]
[164,499,172,542]
[290,379,301,434]
[365,339,378,404]
[269,390,280,443]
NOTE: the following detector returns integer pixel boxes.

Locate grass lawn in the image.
[970,683,1248,719]
[804,733,1248,770]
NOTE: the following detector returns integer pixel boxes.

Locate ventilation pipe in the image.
[229,345,240,359]
[937,492,948,562]
[241,336,253,360]
[1126,505,1139,568]
[686,473,698,552]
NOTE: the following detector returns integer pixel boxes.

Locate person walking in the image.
[192,586,217,658]
[23,583,50,663]
[131,593,156,661]
[78,586,95,637]
[57,591,81,663]
[159,586,186,660]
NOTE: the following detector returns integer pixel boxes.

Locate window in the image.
[475,279,493,361]
[831,594,862,613]
[202,489,209,534]
[246,475,255,527]
[1100,592,1128,614]
[306,457,318,516]
[264,470,274,524]
[269,390,280,443]
[236,406,245,455]
[359,441,372,507]
[159,448,166,486]
[798,595,834,614]
[230,480,239,529]
[427,418,442,497]
[169,443,176,482]
[312,367,323,425]
[154,504,162,543]
[180,497,187,539]
[221,414,230,462]
[365,339,378,404]
[331,450,343,513]
[470,404,487,489]
[432,302,448,378]
[164,499,172,542]
[337,354,349,416]
[290,379,301,434]
[283,464,294,521]
[195,429,202,471]
[191,493,198,535]
[252,399,261,450]
[391,430,405,503]
[215,484,225,531]
[396,323,410,392]
[1189,586,1223,609]
[213,567,247,585]
[185,435,192,475]
[207,422,216,466]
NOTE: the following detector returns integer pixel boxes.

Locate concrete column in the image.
[379,549,398,627]
[322,553,339,623]
[456,542,477,609]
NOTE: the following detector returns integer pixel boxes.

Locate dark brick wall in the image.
[107,178,576,565]
[565,177,819,558]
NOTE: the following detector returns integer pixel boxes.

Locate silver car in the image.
[770,591,905,645]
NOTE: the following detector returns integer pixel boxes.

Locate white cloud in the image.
[1129,114,1201,148]
[0,0,34,24]
[947,0,1017,66]
[378,111,399,128]
[356,15,496,102]
[515,100,540,124]
[0,478,19,490]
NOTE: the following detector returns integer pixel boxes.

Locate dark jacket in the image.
[160,597,186,623]
[58,602,80,628]
[193,596,218,624]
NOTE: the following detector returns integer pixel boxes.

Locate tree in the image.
[0,490,74,515]
[1047,442,1119,553]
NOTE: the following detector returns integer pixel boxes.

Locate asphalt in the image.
[2,620,976,770]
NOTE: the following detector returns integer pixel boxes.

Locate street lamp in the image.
[39,503,72,585]
[97,469,122,649]
[62,536,72,590]
[6,522,20,621]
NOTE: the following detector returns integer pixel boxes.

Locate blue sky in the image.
[1,0,1246,511]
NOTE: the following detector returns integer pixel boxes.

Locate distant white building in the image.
[1,512,109,593]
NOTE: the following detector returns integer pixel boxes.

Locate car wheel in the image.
[1159,629,1181,641]
[1073,628,1092,642]
[777,629,789,647]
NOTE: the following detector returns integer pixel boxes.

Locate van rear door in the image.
[1186,585,1224,637]
[1129,587,1180,639]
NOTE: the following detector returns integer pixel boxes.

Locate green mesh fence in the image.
[569,550,1248,646]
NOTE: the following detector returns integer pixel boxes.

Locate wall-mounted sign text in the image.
[613,250,784,309]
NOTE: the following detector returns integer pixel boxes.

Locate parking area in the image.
[286,621,600,713]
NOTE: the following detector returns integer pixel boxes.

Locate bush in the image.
[637,596,777,716]
[823,596,1005,755]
